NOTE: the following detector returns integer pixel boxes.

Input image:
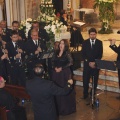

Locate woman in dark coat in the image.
[52,39,76,115]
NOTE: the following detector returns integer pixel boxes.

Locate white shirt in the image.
[33,40,38,46]
[12,42,17,48]
[90,39,96,47]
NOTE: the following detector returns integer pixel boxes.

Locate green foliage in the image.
[94,0,119,34]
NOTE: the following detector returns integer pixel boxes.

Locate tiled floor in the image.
[25,86,120,120]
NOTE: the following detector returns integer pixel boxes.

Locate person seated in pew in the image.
[0,76,27,120]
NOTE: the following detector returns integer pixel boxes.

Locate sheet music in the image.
[48,52,54,58]
[42,53,49,59]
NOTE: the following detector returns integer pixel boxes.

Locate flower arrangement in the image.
[44,20,67,50]
[19,18,32,37]
[37,0,55,23]
[94,0,119,34]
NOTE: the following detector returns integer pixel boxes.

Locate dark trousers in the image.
[83,66,99,98]
[7,106,27,120]
[0,60,10,82]
[9,64,27,86]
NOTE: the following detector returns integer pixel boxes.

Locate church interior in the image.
[0,0,120,120]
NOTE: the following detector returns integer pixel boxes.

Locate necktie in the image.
[91,40,94,49]
[35,41,38,47]
[15,43,18,51]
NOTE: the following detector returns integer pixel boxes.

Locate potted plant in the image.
[94,0,119,34]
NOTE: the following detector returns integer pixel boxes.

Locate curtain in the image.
[26,0,40,19]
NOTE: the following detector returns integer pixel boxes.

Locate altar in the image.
[55,32,71,42]
[74,8,94,21]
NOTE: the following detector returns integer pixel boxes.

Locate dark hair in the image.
[32,21,39,25]
[88,28,97,34]
[60,10,66,16]
[10,30,19,36]
[31,21,39,29]
[12,21,19,25]
[31,29,38,35]
[56,39,69,55]
[33,64,44,77]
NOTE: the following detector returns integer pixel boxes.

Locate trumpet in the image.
[37,40,42,58]
[1,45,11,64]
[15,43,22,65]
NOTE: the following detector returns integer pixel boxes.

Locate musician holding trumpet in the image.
[25,29,47,79]
[109,39,120,89]
[0,40,8,79]
[6,30,27,86]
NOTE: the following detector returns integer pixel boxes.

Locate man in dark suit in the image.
[25,29,47,79]
[28,21,49,43]
[109,39,120,89]
[82,28,103,99]
[26,64,73,120]
[10,21,26,41]
[0,20,11,43]
[6,30,27,86]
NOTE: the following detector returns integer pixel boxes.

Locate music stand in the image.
[40,51,54,60]
[95,59,116,108]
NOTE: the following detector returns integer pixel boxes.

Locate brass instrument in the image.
[1,45,11,64]
[37,40,42,59]
[15,43,22,66]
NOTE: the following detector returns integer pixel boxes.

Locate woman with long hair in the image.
[52,39,76,115]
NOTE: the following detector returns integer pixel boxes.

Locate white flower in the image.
[26,18,32,22]
[19,18,33,37]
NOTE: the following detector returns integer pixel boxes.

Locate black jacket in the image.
[26,77,72,120]
[25,39,47,60]
[70,29,84,47]
[82,39,103,66]
[109,44,120,61]
[6,40,26,65]
[28,28,50,43]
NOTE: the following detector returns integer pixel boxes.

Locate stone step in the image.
[73,75,118,88]
[73,68,118,82]
[73,61,119,93]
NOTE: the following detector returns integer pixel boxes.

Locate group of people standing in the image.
[0,20,76,120]
[0,18,120,120]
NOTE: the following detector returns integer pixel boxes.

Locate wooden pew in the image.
[0,84,30,120]
[0,107,7,120]
[4,84,30,99]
